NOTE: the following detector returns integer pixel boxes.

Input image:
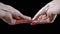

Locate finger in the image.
[0,10,16,25]
[31,21,38,25]
[2,13,16,25]
[0,2,24,17]
[32,2,49,20]
[47,11,57,23]
[0,3,32,25]
[0,2,32,23]
[15,19,32,24]
[12,16,22,20]
[31,20,50,25]
[21,16,32,23]
[14,16,32,24]
[31,14,51,25]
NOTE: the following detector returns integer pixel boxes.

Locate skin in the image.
[31,0,60,25]
[0,2,32,25]
[0,0,60,25]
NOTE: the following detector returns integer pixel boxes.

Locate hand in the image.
[31,0,60,25]
[0,2,32,25]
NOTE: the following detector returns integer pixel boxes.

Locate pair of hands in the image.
[0,0,60,25]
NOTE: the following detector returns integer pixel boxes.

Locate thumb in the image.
[22,16,32,23]
[15,16,32,24]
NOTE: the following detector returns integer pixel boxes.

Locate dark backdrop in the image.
[0,0,60,33]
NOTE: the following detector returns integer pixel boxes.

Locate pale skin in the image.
[31,0,60,25]
[0,0,60,25]
[0,2,32,25]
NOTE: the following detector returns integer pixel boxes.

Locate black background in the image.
[0,0,60,33]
